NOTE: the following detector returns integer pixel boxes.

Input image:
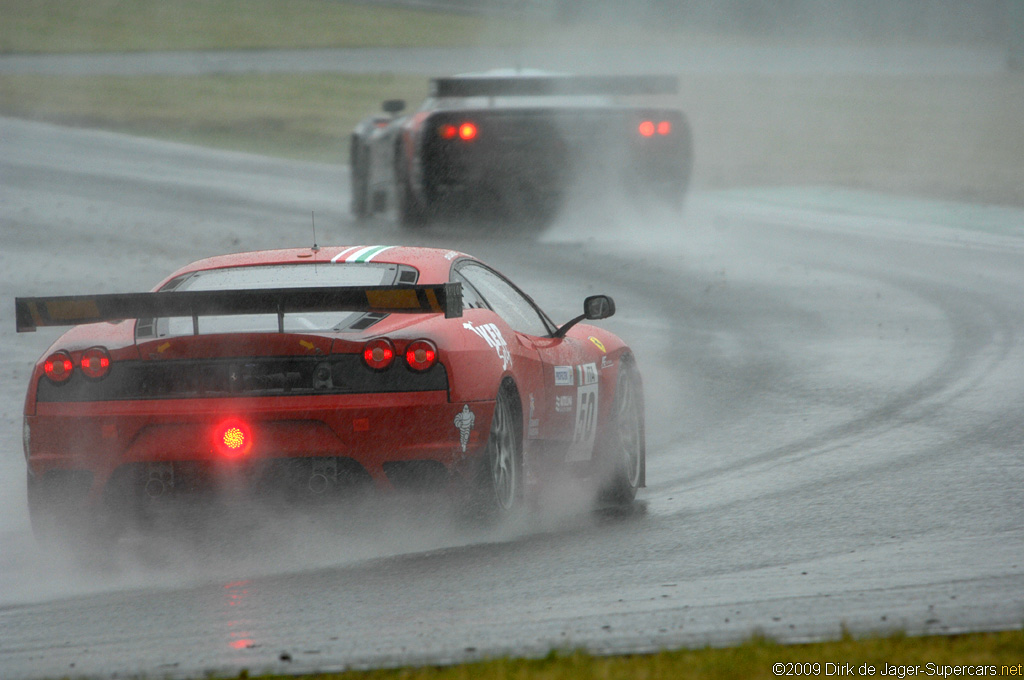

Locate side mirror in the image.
[382,99,406,115]
[554,295,616,338]
[584,295,615,320]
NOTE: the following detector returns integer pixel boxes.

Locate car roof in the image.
[159,245,470,288]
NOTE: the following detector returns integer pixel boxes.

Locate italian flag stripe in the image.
[331,246,361,263]
[351,245,392,262]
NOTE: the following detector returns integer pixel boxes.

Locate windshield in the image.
[144,263,411,336]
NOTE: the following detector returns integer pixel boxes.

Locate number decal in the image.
[575,386,598,441]
[566,363,599,462]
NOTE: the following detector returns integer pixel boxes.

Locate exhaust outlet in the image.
[308,458,337,494]
[144,478,166,498]
[308,473,329,494]
[145,463,174,498]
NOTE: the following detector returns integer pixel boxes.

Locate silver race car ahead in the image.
[349,72,693,228]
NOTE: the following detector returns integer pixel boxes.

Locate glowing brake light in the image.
[638,120,672,137]
[363,338,396,370]
[405,339,438,372]
[439,121,478,142]
[80,347,111,379]
[215,418,252,457]
[43,351,74,383]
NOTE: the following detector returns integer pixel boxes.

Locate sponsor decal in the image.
[589,336,606,353]
[601,356,614,370]
[577,362,599,386]
[453,404,476,452]
[554,365,574,386]
[528,394,540,438]
[444,250,460,260]
[463,321,513,370]
[555,395,574,413]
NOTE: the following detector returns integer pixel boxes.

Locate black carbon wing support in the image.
[15,282,463,332]
[430,75,678,98]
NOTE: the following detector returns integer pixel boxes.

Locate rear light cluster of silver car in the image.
[437,121,478,141]
[362,338,438,372]
[43,347,111,383]
[638,120,673,137]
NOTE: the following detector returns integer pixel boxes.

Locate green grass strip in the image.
[0,72,428,161]
[204,630,1024,680]
[0,0,686,54]
[0,0,502,52]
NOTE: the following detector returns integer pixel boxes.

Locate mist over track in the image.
[1,112,1022,679]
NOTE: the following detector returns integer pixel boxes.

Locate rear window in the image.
[171,263,401,291]
[139,263,416,337]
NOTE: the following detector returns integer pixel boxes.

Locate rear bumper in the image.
[419,109,692,213]
[26,392,494,507]
[423,144,689,216]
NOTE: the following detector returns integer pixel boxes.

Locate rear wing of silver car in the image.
[15,283,463,333]
[429,75,678,98]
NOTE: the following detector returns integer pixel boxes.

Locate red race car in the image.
[17,246,644,543]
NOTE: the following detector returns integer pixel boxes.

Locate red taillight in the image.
[638,120,672,137]
[215,418,252,457]
[363,338,396,370]
[43,351,74,383]
[80,347,111,379]
[439,121,478,142]
[405,339,438,372]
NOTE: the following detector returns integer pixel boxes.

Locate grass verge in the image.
[0,72,428,161]
[0,0,502,52]
[0,0,700,53]
[194,630,1024,679]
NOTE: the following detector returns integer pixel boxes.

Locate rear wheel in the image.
[350,137,370,219]
[395,143,428,227]
[478,384,522,518]
[597,359,645,506]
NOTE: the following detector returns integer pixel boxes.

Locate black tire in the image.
[395,143,428,228]
[350,137,370,219]
[479,383,523,517]
[597,358,645,506]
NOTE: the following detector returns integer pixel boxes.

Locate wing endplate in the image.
[15,282,463,333]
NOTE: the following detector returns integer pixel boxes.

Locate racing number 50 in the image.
[574,387,598,443]
[567,383,599,462]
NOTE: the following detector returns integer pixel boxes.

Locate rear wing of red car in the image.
[15,283,463,333]
[430,75,678,98]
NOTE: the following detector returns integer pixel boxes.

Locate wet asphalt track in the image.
[1,117,1023,679]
